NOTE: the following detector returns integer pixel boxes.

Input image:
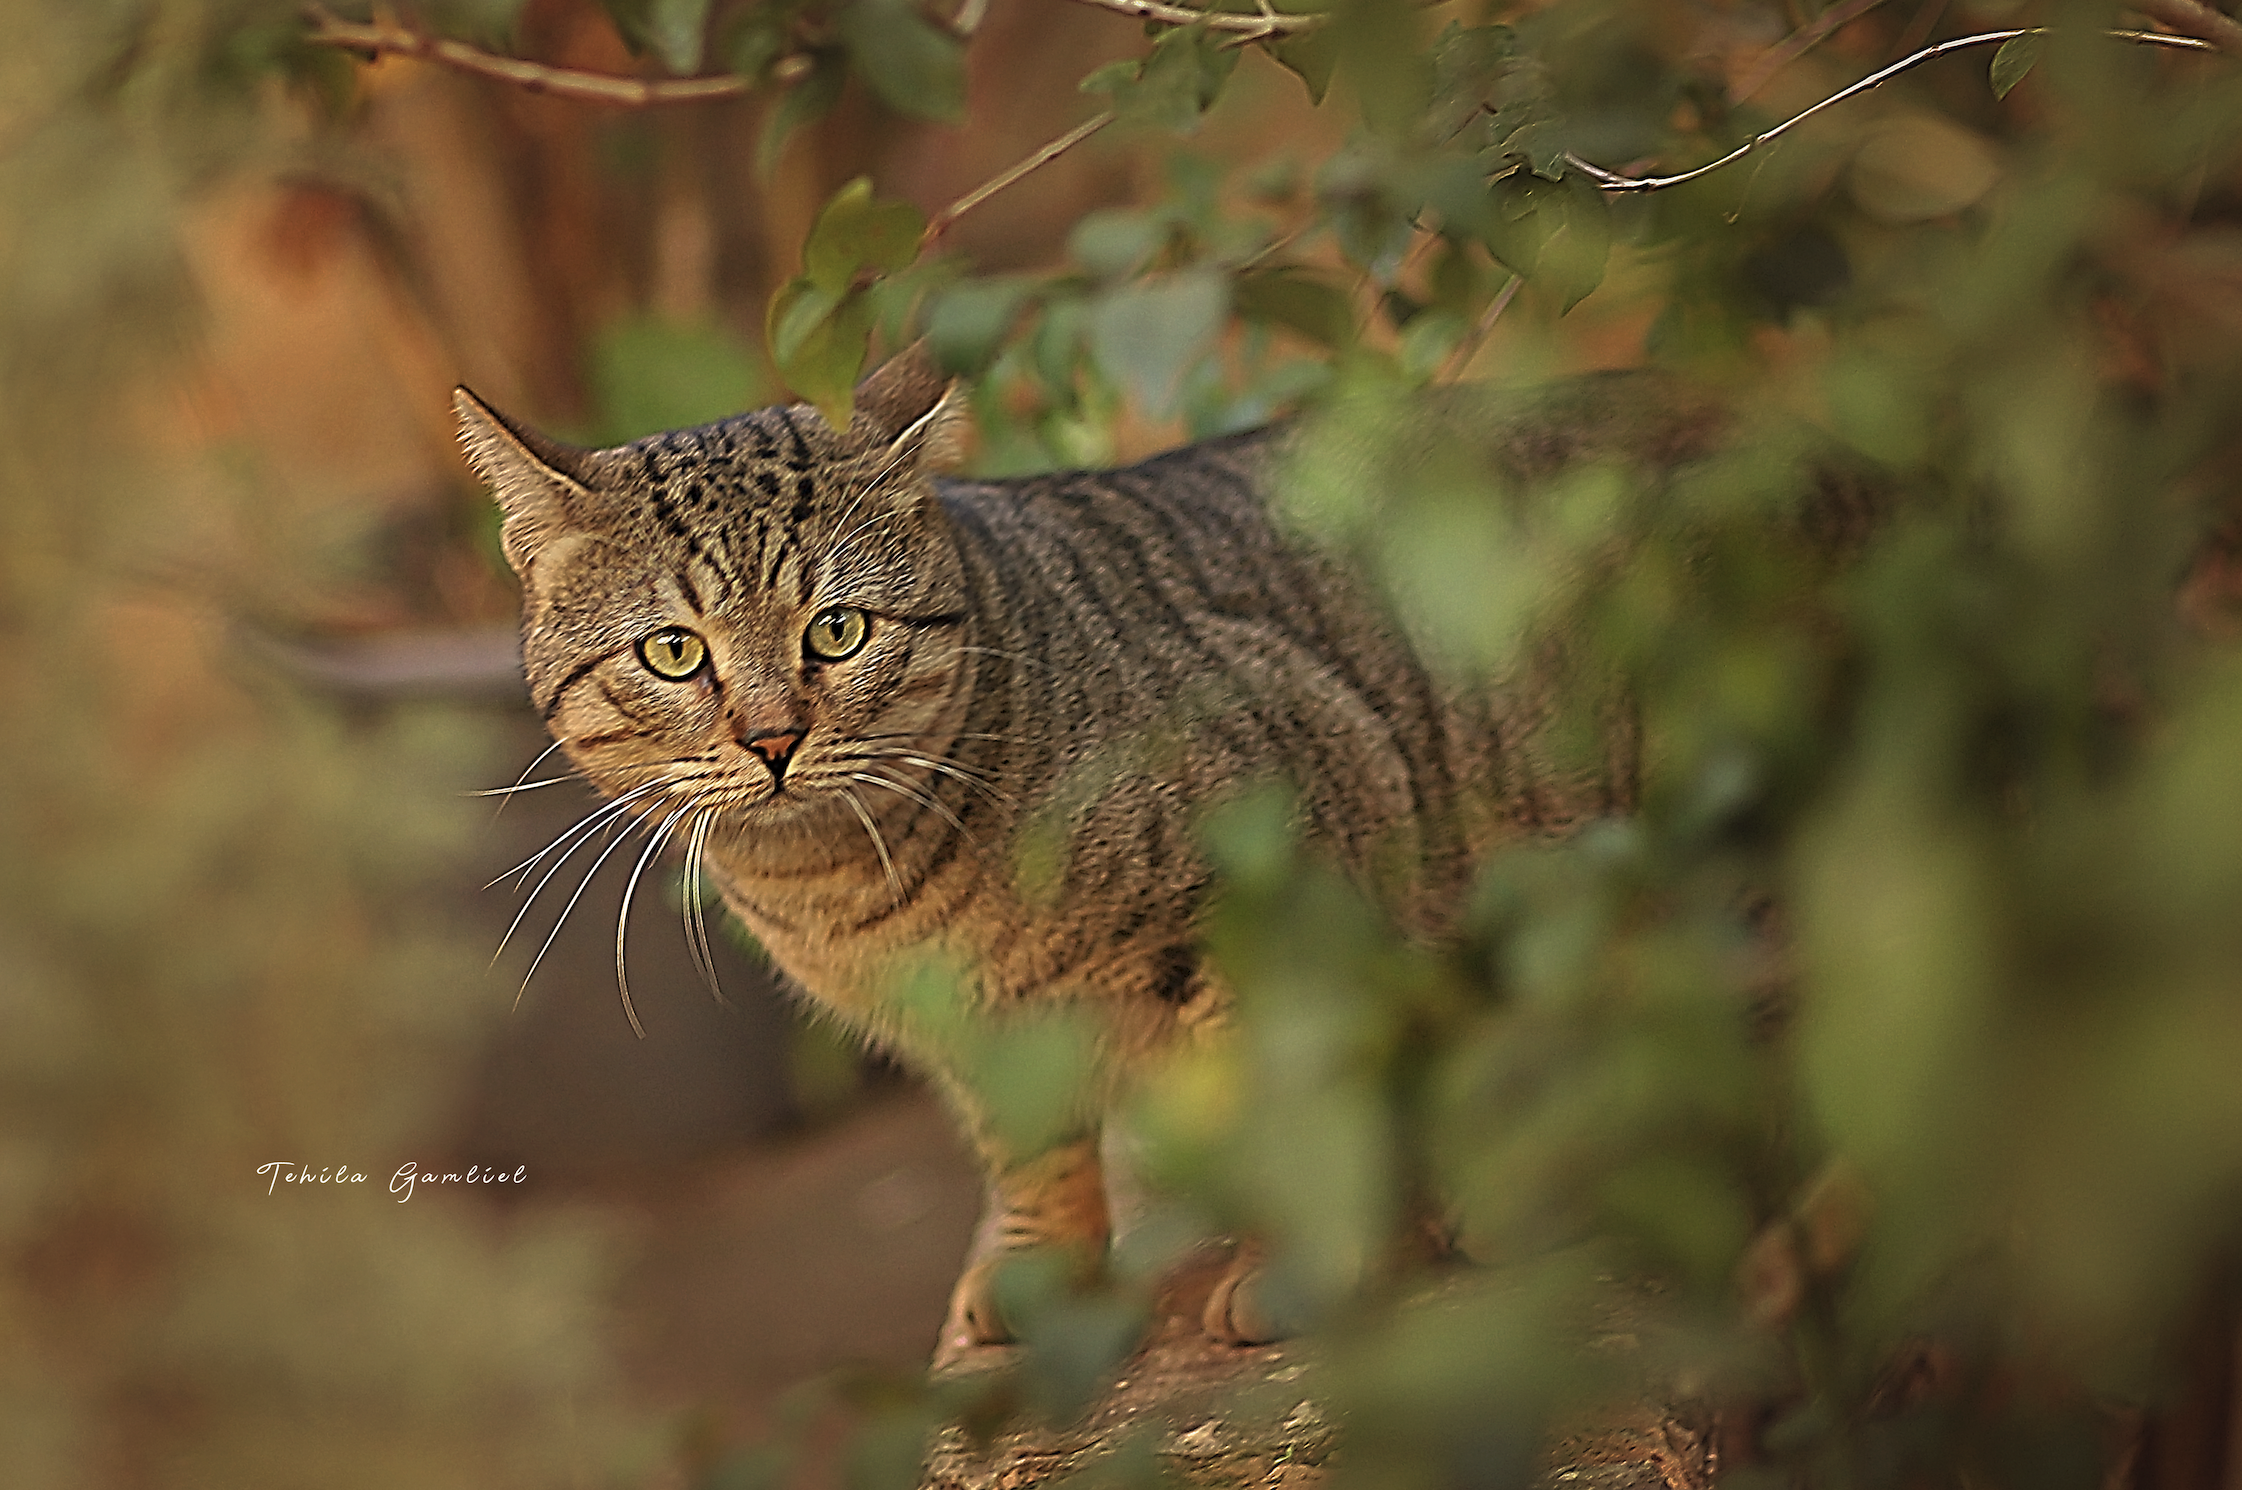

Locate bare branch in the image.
[2130,0,2242,59]
[298,4,768,106]
[1574,27,2217,195]
[922,111,1117,248]
[1057,0,1323,39]
[1436,272,1523,385]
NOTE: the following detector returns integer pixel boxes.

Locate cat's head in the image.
[454,350,973,821]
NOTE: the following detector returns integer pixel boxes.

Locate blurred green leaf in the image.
[838,0,967,121]
[600,0,713,72]
[1233,267,1354,348]
[1088,270,1228,418]
[1083,23,1240,133]
[757,49,846,177]
[927,277,1037,374]
[586,315,768,442]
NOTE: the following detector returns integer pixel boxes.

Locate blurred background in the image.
[14,1,2242,1487]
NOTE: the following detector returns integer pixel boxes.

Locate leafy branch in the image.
[1057,0,1324,39]
[297,4,785,105]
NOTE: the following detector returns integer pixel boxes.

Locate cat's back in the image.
[931,424,1481,936]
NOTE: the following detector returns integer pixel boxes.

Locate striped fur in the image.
[455,351,1742,1360]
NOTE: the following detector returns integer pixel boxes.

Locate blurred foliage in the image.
[0,1,642,1485]
[26,0,2242,1485]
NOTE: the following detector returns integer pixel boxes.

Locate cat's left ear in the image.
[853,342,969,474]
[453,387,595,577]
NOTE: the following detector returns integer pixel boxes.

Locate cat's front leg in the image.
[935,1135,1110,1367]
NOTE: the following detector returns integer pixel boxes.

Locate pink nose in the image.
[744,729,804,773]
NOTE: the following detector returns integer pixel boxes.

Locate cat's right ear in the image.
[453,388,592,578]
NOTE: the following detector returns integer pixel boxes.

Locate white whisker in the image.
[683,809,726,1004]
[849,768,970,838]
[485,735,573,822]
[488,778,665,896]
[515,807,654,1009]
[613,801,696,1040]
[467,774,582,798]
[839,786,902,906]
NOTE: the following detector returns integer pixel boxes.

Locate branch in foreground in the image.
[2131,0,2242,59]
[1571,26,2217,194]
[298,5,774,105]
[1059,0,1323,38]
[921,112,1117,249]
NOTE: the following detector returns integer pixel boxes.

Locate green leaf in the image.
[425,0,529,46]
[646,0,711,73]
[837,0,967,122]
[1233,267,1354,349]
[1989,31,2044,101]
[1542,170,1611,314]
[765,280,877,427]
[800,177,927,293]
[927,277,1037,373]
[586,315,768,442]
[1084,23,1239,133]
[768,279,844,364]
[722,6,792,78]
[1068,208,1166,280]
[1478,167,1609,312]
[1268,29,1339,105]
[757,50,845,178]
[1088,269,1229,418]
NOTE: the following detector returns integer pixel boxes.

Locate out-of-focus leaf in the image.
[586,315,767,442]
[425,0,530,44]
[1480,166,1609,312]
[1991,31,2045,100]
[1088,269,1228,418]
[837,0,967,121]
[756,49,845,177]
[1083,23,1239,133]
[1269,28,1340,105]
[926,277,1036,374]
[1068,208,1167,280]
[1234,267,1355,348]
[722,6,793,78]
[1849,114,2003,223]
[647,0,712,73]
[1331,0,1432,134]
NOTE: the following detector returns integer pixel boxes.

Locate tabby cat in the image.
[455,349,1723,1363]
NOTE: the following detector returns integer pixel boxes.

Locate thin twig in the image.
[1058,0,1323,38]
[2131,0,2242,59]
[921,111,1116,249]
[299,4,766,105]
[1436,272,1522,384]
[1571,27,2216,195]
[1730,0,1897,104]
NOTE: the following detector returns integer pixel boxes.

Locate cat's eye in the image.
[803,606,870,662]
[637,626,708,681]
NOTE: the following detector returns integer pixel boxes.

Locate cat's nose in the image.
[742,727,805,776]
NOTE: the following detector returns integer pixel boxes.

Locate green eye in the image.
[636,626,708,681]
[803,606,869,662]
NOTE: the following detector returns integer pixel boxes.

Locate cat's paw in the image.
[933,1257,1013,1369]
[1201,1256,1291,1346]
